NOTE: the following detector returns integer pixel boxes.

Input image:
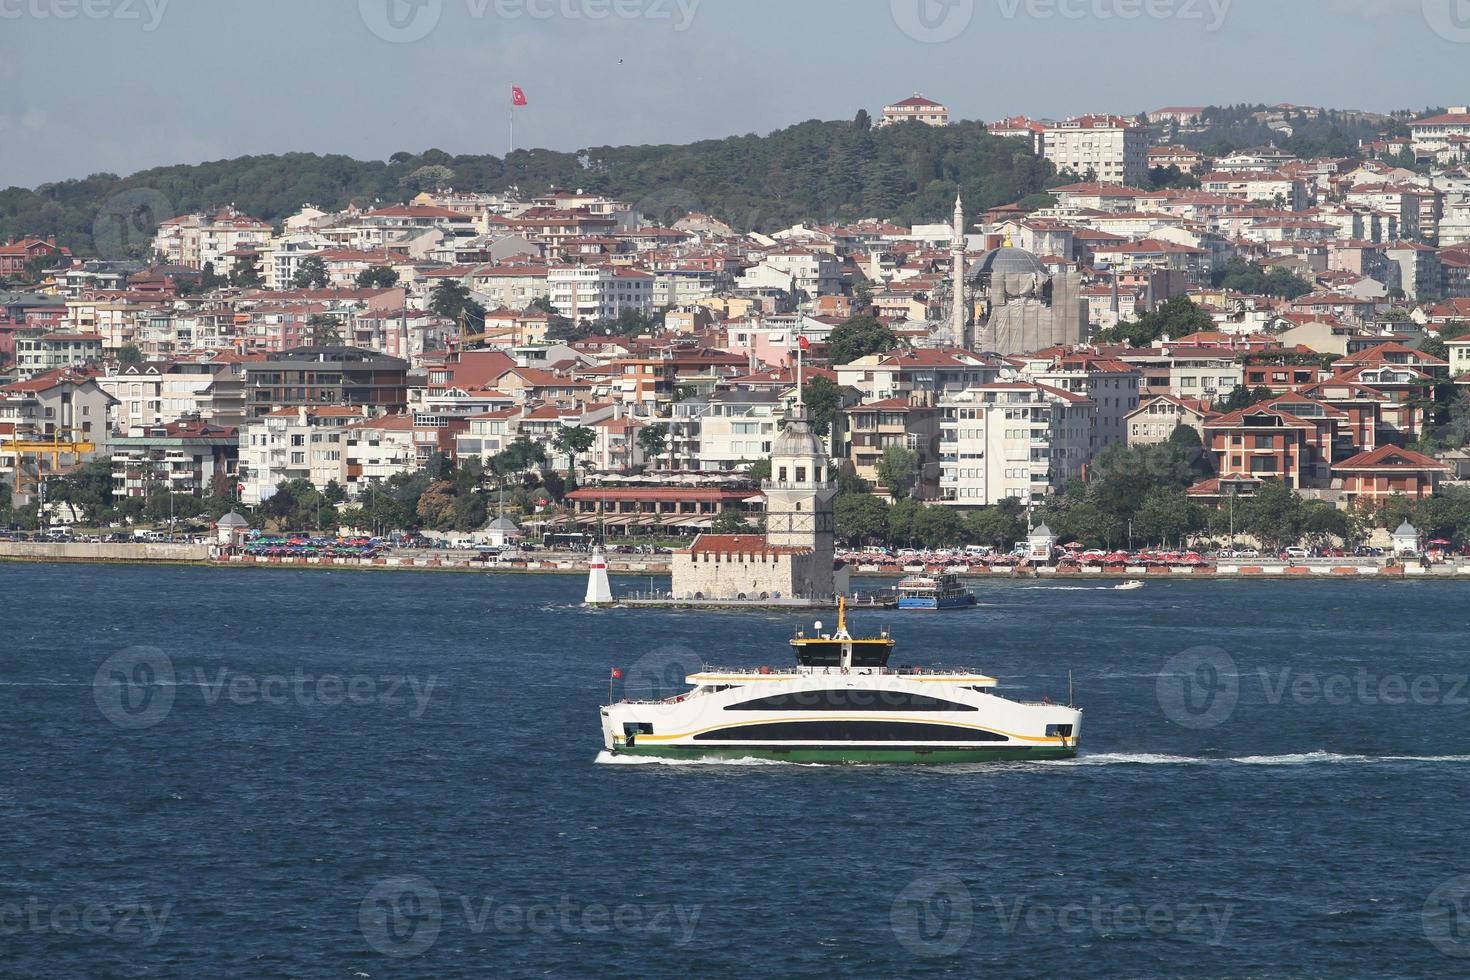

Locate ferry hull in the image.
[896,595,977,610]
[611,743,1077,764]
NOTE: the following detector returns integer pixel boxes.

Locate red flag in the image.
[511,86,527,107]
[610,668,622,680]
[798,335,810,351]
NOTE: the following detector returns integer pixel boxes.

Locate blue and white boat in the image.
[896,572,976,610]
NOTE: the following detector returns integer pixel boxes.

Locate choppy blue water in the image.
[3,564,1470,977]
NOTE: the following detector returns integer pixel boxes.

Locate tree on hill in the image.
[875,446,919,500]
[356,265,399,288]
[552,425,596,474]
[0,120,1054,254]
[826,314,897,365]
[1094,296,1215,347]
[229,253,263,288]
[305,314,342,347]
[636,422,669,470]
[1213,258,1313,300]
[292,256,329,289]
[802,375,843,437]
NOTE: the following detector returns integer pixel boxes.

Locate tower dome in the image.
[771,414,825,458]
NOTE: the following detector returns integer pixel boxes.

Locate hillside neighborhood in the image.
[6,99,1470,555]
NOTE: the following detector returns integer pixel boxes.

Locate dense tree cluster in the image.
[1213,259,1314,300]
[1,122,1052,253]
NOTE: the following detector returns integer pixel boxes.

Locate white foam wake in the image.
[1062,751,1470,766]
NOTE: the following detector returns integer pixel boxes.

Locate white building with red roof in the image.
[879,94,949,128]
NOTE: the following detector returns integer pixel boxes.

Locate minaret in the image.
[950,192,967,348]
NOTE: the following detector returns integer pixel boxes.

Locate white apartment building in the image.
[261,233,334,290]
[1019,354,1141,451]
[670,390,780,471]
[1043,115,1149,186]
[937,382,1095,507]
[98,362,217,435]
[761,247,843,297]
[343,415,418,497]
[548,266,653,325]
[1409,109,1470,163]
[238,406,366,504]
[151,206,272,271]
[469,265,551,309]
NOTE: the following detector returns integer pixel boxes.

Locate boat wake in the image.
[1061,751,1470,766]
[593,751,825,767]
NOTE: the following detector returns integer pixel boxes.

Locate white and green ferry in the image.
[601,601,1080,764]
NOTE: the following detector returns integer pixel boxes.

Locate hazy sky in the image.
[1,0,1466,189]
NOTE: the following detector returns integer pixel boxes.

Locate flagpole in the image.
[509,105,514,156]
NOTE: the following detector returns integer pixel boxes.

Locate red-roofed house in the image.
[879,94,949,127]
[1333,445,1447,504]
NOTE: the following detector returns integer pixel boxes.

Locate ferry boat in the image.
[600,600,1080,764]
[895,572,976,610]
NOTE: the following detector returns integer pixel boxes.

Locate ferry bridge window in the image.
[696,721,1004,742]
[725,691,976,711]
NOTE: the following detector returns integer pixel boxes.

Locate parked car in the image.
[1282,547,1310,561]
[1234,548,1261,559]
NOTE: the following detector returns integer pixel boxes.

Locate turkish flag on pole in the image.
[798,335,810,351]
[511,86,527,107]
[610,668,622,680]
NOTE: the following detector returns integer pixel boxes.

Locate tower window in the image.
[778,466,788,482]
[796,467,807,482]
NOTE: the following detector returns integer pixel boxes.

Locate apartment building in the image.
[936,382,1095,507]
[548,266,653,324]
[1043,115,1149,186]
[238,406,366,504]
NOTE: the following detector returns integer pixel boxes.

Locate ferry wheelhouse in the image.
[896,572,976,610]
[600,601,1080,764]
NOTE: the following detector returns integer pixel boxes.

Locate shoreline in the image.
[0,549,1464,580]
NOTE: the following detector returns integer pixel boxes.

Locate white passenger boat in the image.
[600,600,1081,764]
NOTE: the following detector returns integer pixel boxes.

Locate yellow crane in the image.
[8,427,96,492]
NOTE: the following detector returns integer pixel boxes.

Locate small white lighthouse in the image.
[584,546,613,606]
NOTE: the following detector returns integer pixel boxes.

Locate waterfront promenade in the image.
[2,540,1467,579]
